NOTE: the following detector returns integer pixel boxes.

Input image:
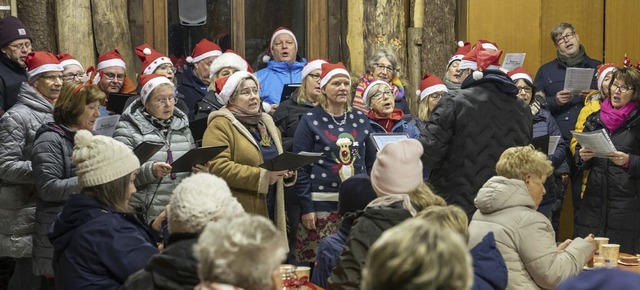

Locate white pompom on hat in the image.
[214,71,260,106]
[447,41,471,69]
[168,173,245,234]
[135,43,173,75]
[72,130,140,188]
[459,40,503,80]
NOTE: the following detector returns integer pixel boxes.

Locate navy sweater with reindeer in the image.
[293,106,376,214]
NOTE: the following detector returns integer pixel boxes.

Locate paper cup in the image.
[295,266,311,290]
[594,237,609,263]
[602,244,620,268]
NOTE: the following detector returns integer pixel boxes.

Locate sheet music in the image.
[93,115,120,137]
[571,129,616,158]
[563,68,595,93]
[501,53,526,71]
[548,136,561,155]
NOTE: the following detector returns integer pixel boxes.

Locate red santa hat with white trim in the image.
[459,40,503,80]
[25,51,63,82]
[595,63,617,92]
[301,59,328,81]
[214,71,260,106]
[139,73,173,104]
[447,41,471,68]
[56,53,84,71]
[416,74,448,101]
[97,49,126,70]
[507,67,533,83]
[320,62,350,88]
[262,26,298,63]
[186,39,222,64]
[135,43,173,75]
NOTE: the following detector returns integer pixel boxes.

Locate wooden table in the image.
[618,253,640,274]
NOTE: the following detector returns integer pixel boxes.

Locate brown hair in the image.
[81,172,133,212]
[54,83,106,126]
[610,66,640,102]
[550,22,576,43]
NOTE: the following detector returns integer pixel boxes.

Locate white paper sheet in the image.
[563,68,595,93]
[548,136,561,155]
[571,129,616,158]
[501,53,526,71]
[93,115,121,137]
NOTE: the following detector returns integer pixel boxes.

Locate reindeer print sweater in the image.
[293,106,376,214]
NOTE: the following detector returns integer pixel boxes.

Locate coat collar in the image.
[207,107,283,153]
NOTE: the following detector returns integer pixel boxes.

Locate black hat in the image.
[338,174,377,216]
[0,16,31,49]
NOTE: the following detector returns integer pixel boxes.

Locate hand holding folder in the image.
[170,146,228,173]
[260,151,324,171]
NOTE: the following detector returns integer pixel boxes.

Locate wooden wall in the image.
[604,0,640,65]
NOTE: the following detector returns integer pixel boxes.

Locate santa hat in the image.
[215,71,260,106]
[25,51,63,81]
[135,43,173,75]
[97,49,126,70]
[208,49,250,79]
[507,67,533,84]
[478,39,499,51]
[595,63,617,92]
[320,62,350,88]
[56,53,84,71]
[459,40,503,80]
[139,73,173,104]
[416,74,448,101]
[262,26,298,63]
[447,41,471,68]
[186,39,222,64]
[362,80,392,108]
[301,59,328,81]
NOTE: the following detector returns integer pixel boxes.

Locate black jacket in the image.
[328,202,413,290]
[272,97,314,152]
[420,70,533,218]
[0,54,28,113]
[574,109,640,254]
[176,68,208,121]
[193,90,224,121]
[124,233,200,290]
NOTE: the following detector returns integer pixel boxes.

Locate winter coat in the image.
[311,212,358,289]
[469,176,594,290]
[570,93,604,199]
[0,83,54,258]
[368,115,420,138]
[176,67,208,120]
[203,107,289,246]
[113,98,195,222]
[31,122,79,276]
[124,233,199,290]
[533,54,600,143]
[574,109,640,254]
[420,70,533,218]
[470,232,508,290]
[49,194,158,290]
[0,54,28,112]
[255,59,306,105]
[193,90,224,121]
[272,97,314,152]
[327,201,413,290]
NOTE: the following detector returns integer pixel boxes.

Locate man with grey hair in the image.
[194,214,287,290]
[124,173,244,290]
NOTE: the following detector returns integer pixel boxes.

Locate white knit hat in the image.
[214,71,260,106]
[72,130,140,188]
[208,50,249,79]
[168,173,244,234]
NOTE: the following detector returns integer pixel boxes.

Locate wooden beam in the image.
[56,0,95,68]
[142,0,154,46]
[153,0,167,54]
[346,0,364,74]
[231,0,245,57]
[306,0,328,59]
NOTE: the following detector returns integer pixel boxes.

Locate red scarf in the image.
[367,109,403,132]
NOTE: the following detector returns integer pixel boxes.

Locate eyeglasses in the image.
[429,93,444,101]
[238,88,259,96]
[62,73,86,81]
[371,90,393,100]
[7,41,31,51]
[156,64,177,73]
[517,86,532,93]
[154,97,175,105]
[39,75,63,82]
[374,63,395,72]
[611,83,633,93]
[555,32,576,45]
[307,73,321,81]
[103,72,125,81]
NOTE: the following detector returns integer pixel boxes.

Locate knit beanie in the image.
[72,130,140,188]
[371,139,423,196]
[0,16,31,48]
[169,173,244,234]
[338,174,377,216]
[208,49,250,79]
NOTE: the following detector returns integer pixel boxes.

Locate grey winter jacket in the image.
[113,98,195,222]
[31,122,79,276]
[0,83,54,258]
[469,176,594,290]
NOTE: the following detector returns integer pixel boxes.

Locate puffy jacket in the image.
[31,122,79,276]
[420,70,533,218]
[470,232,508,290]
[272,97,314,152]
[368,115,420,139]
[124,233,199,290]
[113,98,195,221]
[574,109,640,254]
[0,83,54,258]
[328,202,413,290]
[255,59,306,105]
[570,93,603,199]
[469,176,594,290]
[176,67,208,120]
[49,194,158,290]
[533,53,601,143]
[193,90,224,121]
[0,54,28,112]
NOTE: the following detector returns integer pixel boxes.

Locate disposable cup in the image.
[602,244,620,268]
[594,237,609,263]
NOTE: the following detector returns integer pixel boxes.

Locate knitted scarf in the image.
[227,105,271,147]
[557,45,586,67]
[600,98,637,132]
[141,108,173,136]
[367,109,403,132]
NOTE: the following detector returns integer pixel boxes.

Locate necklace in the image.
[327,111,346,126]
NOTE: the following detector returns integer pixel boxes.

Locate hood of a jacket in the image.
[17,82,54,113]
[120,97,190,135]
[461,69,519,97]
[470,232,508,290]
[474,176,535,214]
[35,122,75,142]
[146,235,200,290]
[361,201,413,230]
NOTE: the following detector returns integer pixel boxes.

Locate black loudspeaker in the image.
[178,0,207,26]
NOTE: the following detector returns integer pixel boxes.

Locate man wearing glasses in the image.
[89,49,136,95]
[0,16,32,115]
[533,22,601,219]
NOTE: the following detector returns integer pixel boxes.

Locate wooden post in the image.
[346,0,364,74]
[361,0,407,79]
[56,0,95,69]
[231,0,245,57]
[91,0,137,84]
[306,0,328,59]
[422,0,457,79]
[407,27,422,116]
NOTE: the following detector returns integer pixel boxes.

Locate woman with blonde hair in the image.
[328,139,446,290]
[410,73,448,131]
[469,146,595,290]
